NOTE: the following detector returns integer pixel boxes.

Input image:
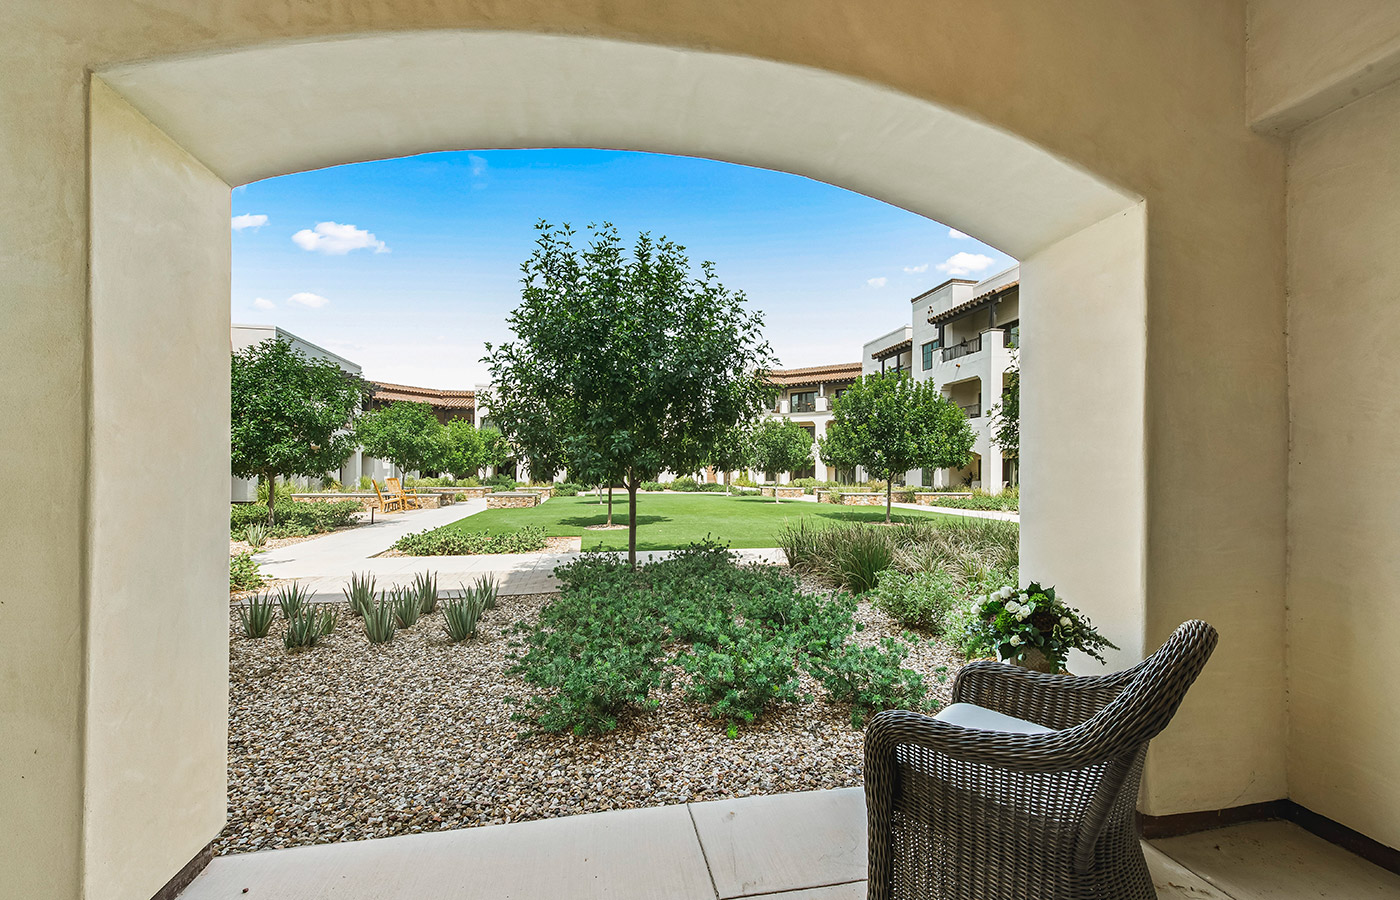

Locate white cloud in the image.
[287,292,330,309]
[948,228,970,240]
[866,276,888,288]
[902,263,929,274]
[252,297,275,310]
[231,213,268,231]
[468,154,488,177]
[292,221,389,255]
[936,252,996,277]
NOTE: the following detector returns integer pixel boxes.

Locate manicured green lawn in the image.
[438,492,966,550]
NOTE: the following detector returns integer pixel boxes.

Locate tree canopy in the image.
[991,355,1019,460]
[231,338,368,525]
[819,372,976,522]
[355,401,446,481]
[440,418,489,481]
[751,419,814,500]
[483,221,776,565]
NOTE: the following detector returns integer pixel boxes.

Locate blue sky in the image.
[231,149,1015,388]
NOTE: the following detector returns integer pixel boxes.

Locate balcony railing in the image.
[960,403,981,419]
[790,398,817,414]
[941,334,982,362]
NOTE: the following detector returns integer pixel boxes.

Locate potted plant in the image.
[968,583,1116,674]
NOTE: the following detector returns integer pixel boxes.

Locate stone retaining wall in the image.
[487,492,539,509]
[914,492,973,506]
[760,485,805,499]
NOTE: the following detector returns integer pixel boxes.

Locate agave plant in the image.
[316,604,339,637]
[237,591,276,639]
[413,570,439,614]
[243,522,269,549]
[283,604,321,650]
[391,585,421,629]
[342,571,376,618]
[464,574,499,610]
[276,581,313,619]
[363,594,396,644]
[442,593,489,642]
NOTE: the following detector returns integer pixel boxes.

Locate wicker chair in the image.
[864,619,1218,900]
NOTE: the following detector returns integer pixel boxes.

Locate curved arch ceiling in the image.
[99,30,1135,259]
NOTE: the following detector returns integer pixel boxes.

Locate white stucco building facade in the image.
[862,265,1019,490]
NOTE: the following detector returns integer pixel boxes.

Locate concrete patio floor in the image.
[177,788,1400,899]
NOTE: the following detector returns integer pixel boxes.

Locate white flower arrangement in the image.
[969,582,1117,673]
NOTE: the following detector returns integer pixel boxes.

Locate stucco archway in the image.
[58,27,1154,900]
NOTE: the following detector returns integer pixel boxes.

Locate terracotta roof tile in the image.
[927,280,1019,324]
[370,381,476,409]
[762,363,863,386]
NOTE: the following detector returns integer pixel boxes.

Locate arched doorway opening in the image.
[83,30,1145,899]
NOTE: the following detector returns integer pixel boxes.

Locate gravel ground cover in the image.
[219,577,960,855]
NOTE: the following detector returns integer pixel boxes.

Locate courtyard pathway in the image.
[249,501,785,597]
[175,786,1395,900]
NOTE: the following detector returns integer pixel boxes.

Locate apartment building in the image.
[231,325,483,498]
[757,362,863,482]
[862,264,1020,490]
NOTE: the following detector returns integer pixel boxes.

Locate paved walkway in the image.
[175,787,1394,899]
[788,493,1019,522]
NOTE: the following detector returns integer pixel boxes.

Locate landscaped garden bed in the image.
[220,547,960,855]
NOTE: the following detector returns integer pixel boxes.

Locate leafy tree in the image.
[478,425,511,477]
[991,354,1019,460]
[440,418,487,480]
[484,222,776,566]
[706,422,756,494]
[356,401,446,481]
[819,372,976,523]
[751,419,814,502]
[231,338,368,525]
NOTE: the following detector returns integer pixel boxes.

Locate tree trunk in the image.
[885,479,893,524]
[627,476,639,569]
[607,484,614,527]
[723,470,730,495]
[264,471,277,527]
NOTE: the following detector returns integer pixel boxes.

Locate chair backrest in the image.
[1072,619,1217,870]
[385,477,404,495]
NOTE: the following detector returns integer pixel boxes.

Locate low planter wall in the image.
[835,491,883,506]
[760,485,805,499]
[521,486,554,501]
[487,491,539,509]
[291,492,376,510]
[914,492,973,506]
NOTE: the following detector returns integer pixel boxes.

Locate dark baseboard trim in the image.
[150,841,213,900]
[1139,799,1400,876]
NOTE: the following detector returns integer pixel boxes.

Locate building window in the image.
[791,391,816,413]
[921,341,935,370]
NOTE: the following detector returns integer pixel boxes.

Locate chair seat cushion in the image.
[934,702,1055,734]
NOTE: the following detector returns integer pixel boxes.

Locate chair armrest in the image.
[952,659,1139,729]
[864,708,1124,776]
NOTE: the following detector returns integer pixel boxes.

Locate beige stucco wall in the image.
[85,81,232,900]
[1285,75,1400,849]
[1,3,1299,898]
[1247,0,1400,132]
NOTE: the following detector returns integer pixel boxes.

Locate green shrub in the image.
[357,475,373,490]
[342,572,376,617]
[317,605,338,636]
[237,591,276,638]
[275,581,312,619]
[922,487,1019,511]
[442,593,489,641]
[230,552,264,592]
[679,628,804,725]
[393,525,549,556]
[363,595,396,644]
[866,567,962,633]
[697,482,727,492]
[485,474,517,490]
[231,499,362,536]
[806,637,929,726]
[554,482,583,497]
[413,571,439,614]
[640,480,667,492]
[669,475,700,492]
[391,585,421,628]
